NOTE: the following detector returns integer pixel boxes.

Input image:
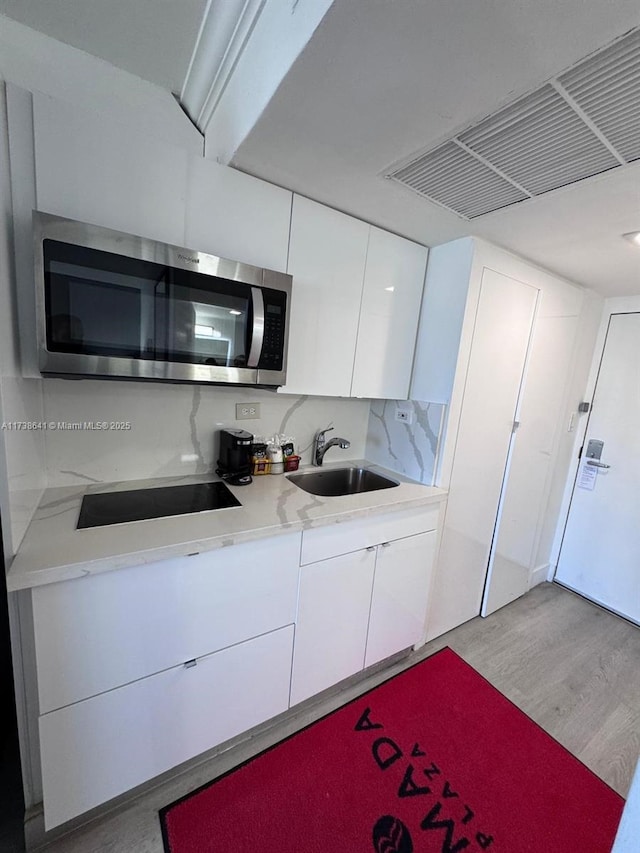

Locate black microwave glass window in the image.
[160,282,249,368]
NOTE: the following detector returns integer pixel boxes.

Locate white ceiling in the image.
[0,0,638,295]
[0,0,208,92]
[232,0,640,296]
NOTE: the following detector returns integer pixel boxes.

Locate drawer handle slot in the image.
[183,659,197,669]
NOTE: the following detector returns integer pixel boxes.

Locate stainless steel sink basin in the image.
[287,466,399,497]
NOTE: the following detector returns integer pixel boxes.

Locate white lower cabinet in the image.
[290,549,376,706]
[40,625,294,830]
[33,533,301,830]
[33,509,442,829]
[32,533,301,714]
[291,508,440,706]
[365,530,437,668]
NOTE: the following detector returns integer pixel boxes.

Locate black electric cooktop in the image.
[77,481,242,529]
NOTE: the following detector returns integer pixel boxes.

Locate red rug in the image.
[160,648,623,852]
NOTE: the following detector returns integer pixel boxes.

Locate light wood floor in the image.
[35,582,640,852]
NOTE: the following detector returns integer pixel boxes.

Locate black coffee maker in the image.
[216,428,253,485]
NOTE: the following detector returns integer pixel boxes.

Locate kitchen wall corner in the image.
[365,399,446,486]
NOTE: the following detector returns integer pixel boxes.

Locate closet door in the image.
[427,269,539,640]
[482,312,579,615]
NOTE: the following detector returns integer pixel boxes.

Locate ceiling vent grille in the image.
[387,28,639,219]
[392,141,529,218]
[559,29,640,163]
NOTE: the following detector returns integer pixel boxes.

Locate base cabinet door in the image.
[290,549,376,706]
[365,531,437,668]
[39,626,294,830]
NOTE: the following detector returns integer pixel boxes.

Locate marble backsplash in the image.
[365,399,446,486]
[42,379,371,487]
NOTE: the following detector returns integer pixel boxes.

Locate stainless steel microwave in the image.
[34,212,292,387]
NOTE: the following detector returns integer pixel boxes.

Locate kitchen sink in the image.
[287,466,399,497]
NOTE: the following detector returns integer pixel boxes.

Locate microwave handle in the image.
[247,287,265,368]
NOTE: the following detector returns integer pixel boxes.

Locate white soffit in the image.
[180,0,267,130]
[387,27,640,219]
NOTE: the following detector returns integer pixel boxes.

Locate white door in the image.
[427,269,539,639]
[481,313,579,616]
[555,312,640,624]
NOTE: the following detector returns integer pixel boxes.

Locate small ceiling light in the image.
[385,286,395,292]
[229,309,242,315]
[622,231,640,247]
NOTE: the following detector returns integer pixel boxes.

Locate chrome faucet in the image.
[313,427,351,466]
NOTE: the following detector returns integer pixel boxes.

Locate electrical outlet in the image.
[395,409,414,424]
[236,402,261,420]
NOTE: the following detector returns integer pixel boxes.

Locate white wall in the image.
[0,83,46,558]
[0,80,47,818]
[0,14,202,155]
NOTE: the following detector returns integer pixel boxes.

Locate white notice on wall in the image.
[577,461,597,490]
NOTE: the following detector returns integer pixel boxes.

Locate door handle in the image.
[586,460,611,469]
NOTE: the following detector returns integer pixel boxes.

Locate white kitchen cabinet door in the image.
[40,625,294,830]
[290,549,375,705]
[427,269,539,640]
[365,531,437,668]
[351,227,428,399]
[33,532,301,713]
[32,92,188,246]
[185,157,292,272]
[281,195,369,396]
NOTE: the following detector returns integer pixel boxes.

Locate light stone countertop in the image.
[6,460,446,591]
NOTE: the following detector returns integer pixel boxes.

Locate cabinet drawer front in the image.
[39,625,294,830]
[33,533,301,713]
[301,505,439,565]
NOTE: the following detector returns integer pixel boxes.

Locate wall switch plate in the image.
[236,402,261,420]
[395,409,414,425]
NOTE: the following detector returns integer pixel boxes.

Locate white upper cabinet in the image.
[282,195,370,397]
[185,157,292,272]
[351,227,428,399]
[282,195,428,398]
[32,92,189,246]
